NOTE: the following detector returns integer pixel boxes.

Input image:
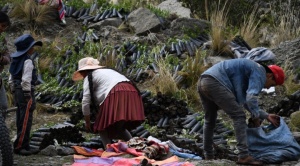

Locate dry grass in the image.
[209,0,233,57]
[282,56,300,95]
[148,58,179,96]
[183,86,202,112]
[239,4,260,48]
[39,56,54,71]
[178,50,207,108]
[10,0,57,28]
[98,47,119,69]
[146,50,205,110]
[38,35,64,72]
[180,50,207,87]
[271,1,300,48]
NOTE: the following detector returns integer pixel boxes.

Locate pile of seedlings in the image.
[64,3,129,26]
[30,123,85,150]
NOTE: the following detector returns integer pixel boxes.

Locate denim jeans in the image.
[197,75,248,158]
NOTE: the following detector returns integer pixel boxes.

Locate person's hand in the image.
[85,121,91,132]
[24,92,32,103]
[266,114,280,127]
[84,115,92,132]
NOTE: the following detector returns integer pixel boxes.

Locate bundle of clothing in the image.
[127,137,169,159]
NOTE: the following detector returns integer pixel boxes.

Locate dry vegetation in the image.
[238,4,261,48]
[2,0,300,110]
[9,0,57,29]
[208,1,233,58]
[270,1,300,48]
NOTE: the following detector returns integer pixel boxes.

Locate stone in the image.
[127,8,161,36]
[157,0,191,18]
[40,145,58,157]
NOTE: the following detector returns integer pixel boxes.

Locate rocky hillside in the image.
[2,0,300,165]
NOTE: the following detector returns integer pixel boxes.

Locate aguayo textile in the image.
[247,117,300,163]
[72,140,193,165]
[72,155,194,166]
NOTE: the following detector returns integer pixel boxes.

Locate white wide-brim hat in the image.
[72,57,104,81]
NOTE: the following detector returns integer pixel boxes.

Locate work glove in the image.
[24,91,32,103]
[266,114,280,127]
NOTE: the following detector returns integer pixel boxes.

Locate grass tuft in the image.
[208,0,233,57]
[149,57,179,96]
[238,4,260,48]
[10,0,57,29]
[271,1,300,47]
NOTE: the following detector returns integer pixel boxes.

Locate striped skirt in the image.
[93,82,145,132]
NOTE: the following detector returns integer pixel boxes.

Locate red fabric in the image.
[72,146,104,157]
[105,142,144,157]
[93,82,145,132]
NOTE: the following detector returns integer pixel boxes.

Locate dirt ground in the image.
[5,109,73,166]
[6,108,235,166]
[4,89,294,166]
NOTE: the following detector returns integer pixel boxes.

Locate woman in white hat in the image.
[72,57,145,148]
[9,34,42,155]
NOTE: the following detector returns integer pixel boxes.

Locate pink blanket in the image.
[72,155,194,166]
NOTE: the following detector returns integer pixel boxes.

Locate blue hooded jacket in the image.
[202,58,268,119]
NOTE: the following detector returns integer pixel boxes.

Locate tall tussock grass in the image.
[239,4,261,48]
[10,0,57,28]
[271,1,300,47]
[149,57,179,96]
[178,50,207,109]
[208,0,233,57]
[282,55,300,95]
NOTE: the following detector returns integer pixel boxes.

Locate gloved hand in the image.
[266,114,280,127]
[24,91,32,103]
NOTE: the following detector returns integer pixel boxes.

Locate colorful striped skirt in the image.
[93,82,145,132]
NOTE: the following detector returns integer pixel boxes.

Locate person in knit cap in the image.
[9,34,42,155]
[197,58,285,165]
[72,57,145,148]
